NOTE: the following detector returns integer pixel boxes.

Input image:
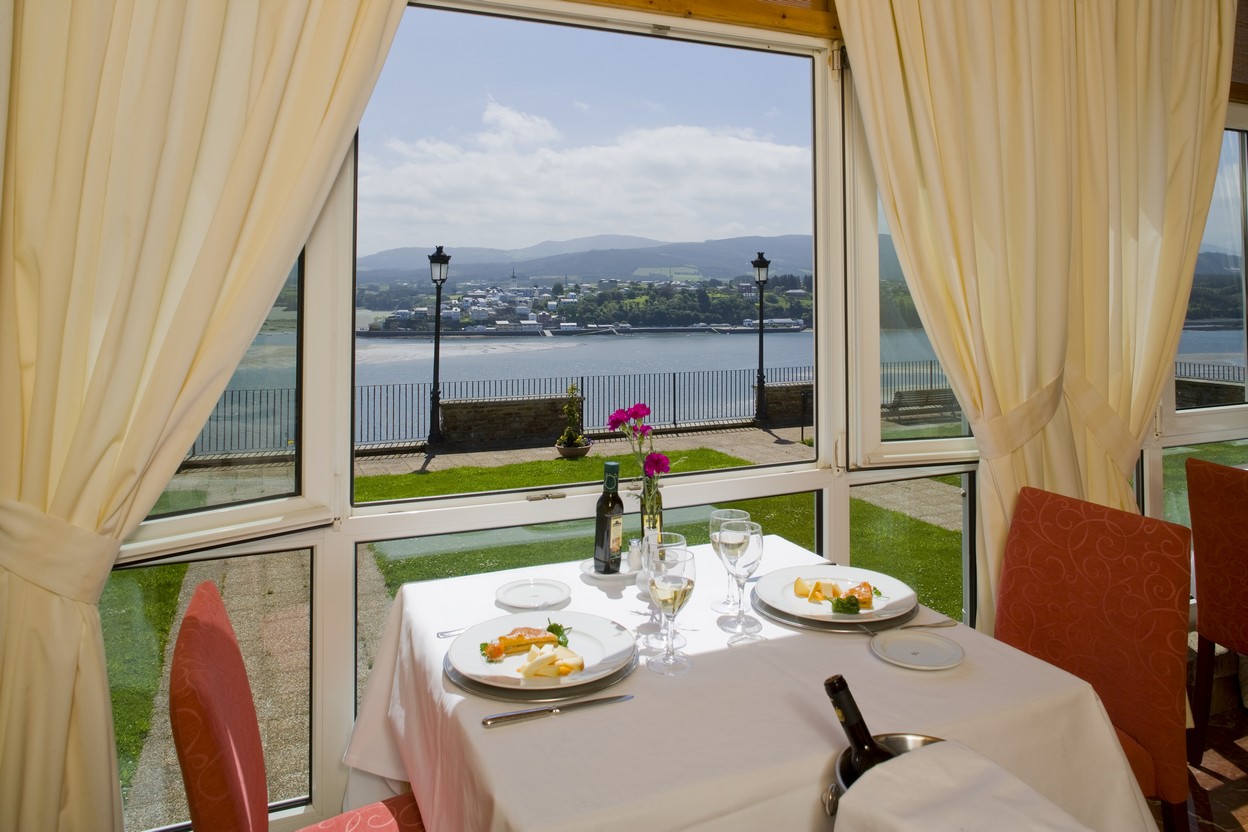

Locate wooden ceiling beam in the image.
[570,0,840,40]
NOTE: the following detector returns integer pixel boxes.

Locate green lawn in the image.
[371,488,820,594]
[355,447,748,501]
[101,562,187,793]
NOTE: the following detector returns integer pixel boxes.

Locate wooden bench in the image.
[882,387,962,423]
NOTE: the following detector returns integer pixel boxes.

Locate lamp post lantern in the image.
[752,251,770,422]
[428,245,451,444]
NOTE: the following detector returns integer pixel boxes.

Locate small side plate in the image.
[869,629,965,671]
[495,578,571,610]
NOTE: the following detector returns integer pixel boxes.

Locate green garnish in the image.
[546,620,571,647]
[831,595,861,615]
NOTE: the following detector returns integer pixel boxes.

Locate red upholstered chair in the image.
[1184,457,1248,766]
[170,581,424,832]
[996,487,1192,832]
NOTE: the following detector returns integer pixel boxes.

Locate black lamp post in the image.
[427,245,451,444]
[752,251,770,422]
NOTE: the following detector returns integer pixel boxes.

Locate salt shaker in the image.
[626,538,643,573]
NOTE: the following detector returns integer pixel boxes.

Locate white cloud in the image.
[474,97,561,148]
[357,104,811,254]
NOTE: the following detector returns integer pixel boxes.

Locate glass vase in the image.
[641,479,663,535]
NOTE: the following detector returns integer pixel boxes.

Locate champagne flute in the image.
[640,531,687,650]
[709,508,751,614]
[646,545,696,676]
[714,520,764,643]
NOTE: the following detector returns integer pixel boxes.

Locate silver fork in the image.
[859,619,957,635]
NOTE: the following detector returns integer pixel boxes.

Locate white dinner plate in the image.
[753,564,917,622]
[447,611,636,691]
[870,630,965,671]
[495,578,570,610]
[579,558,639,584]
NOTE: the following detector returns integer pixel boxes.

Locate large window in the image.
[352,8,817,504]
[149,260,302,517]
[1175,130,1247,411]
[113,4,996,829]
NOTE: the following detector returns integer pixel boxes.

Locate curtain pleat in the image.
[0,2,403,829]
[838,0,1232,634]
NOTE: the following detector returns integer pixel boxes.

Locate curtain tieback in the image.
[970,374,1064,461]
[1063,367,1141,477]
[0,498,118,604]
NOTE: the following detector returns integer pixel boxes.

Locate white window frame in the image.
[1141,102,1248,515]
[841,57,978,470]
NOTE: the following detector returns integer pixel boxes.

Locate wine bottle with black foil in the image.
[823,674,896,786]
[593,461,625,574]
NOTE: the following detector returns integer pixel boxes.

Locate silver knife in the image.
[481,694,633,727]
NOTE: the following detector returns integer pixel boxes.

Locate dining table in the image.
[343,535,1155,832]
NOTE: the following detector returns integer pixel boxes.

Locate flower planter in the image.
[555,438,593,458]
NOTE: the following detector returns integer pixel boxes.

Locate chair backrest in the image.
[1186,457,1248,654]
[996,487,1191,803]
[169,580,270,832]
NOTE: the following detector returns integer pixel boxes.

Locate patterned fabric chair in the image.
[996,487,1191,832]
[1184,458,1248,766]
[170,580,424,831]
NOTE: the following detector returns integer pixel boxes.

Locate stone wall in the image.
[761,381,813,427]
[439,396,570,446]
[1176,379,1246,409]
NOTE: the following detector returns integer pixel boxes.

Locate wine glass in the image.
[646,544,696,676]
[709,508,751,614]
[714,520,764,643]
[639,531,687,650]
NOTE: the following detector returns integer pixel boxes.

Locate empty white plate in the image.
[870,629,965,671]
[495,578,570,610]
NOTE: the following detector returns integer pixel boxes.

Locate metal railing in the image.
[1174,361,1246,383]
[187,359,1245,456]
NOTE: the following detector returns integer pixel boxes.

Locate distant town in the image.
[357,273,814,335]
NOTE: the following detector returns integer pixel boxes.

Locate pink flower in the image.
[610,400,671,518]
[644,452,670,478]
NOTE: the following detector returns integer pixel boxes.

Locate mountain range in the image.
[356,234,814,284]
[356,233,1242,287]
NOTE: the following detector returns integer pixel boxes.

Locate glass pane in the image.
[106,549,312,830]
[355,492,817,703]
[149,260,301,516]
[1161,439,1248,527]
[849,475,967,620]
[353,7,815,503]
[879,213,970,440]
[1178,131,1247,409]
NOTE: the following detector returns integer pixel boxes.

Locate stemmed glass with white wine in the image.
[709,508,751,614]
[639,531,688,650]
[646,544,696,676]
[714,519,764,643]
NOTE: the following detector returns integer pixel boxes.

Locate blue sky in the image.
[356,7,815,255]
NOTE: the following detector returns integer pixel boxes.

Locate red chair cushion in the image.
[299,793,425,831]
[1185,458,1248,653]
[996,487,1191,804]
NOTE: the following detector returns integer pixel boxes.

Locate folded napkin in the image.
[835,740,1093,832]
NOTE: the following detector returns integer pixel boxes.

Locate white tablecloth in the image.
[344,536,1154,832]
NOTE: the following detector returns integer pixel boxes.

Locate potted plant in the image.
[555,382,593,458]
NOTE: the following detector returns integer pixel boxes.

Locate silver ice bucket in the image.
[822,732,944,819]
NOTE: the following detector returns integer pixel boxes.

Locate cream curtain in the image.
[837,0,1232,632]
[0,2,403,830]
